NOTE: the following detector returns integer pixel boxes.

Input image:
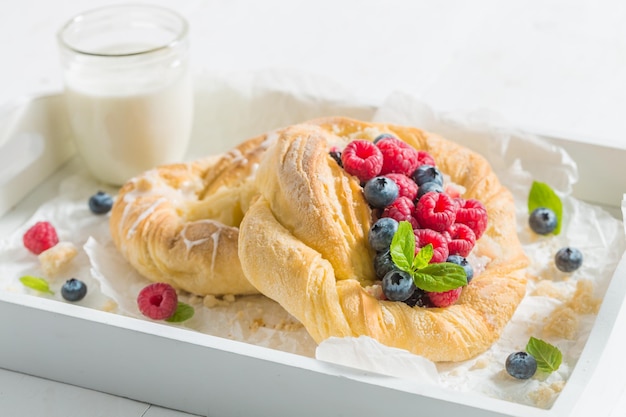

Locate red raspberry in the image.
[341,140,383,182]
[428,287,462,308]
[455,198,488,239]
[381,196,419,229]
[376,136,419,176]
[23,221,59,255]
[137,282,178,320]
[384,173,417,201]
[414,191,457,232]
[414,228,449,263]
[416,151,436,167]
[445,223,476,257]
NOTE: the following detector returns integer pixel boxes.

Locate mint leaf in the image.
[414,263,467,292]
[19,275,54,295]
[526,336,562,373]
[390,221,415,271]
[389,221,466,292]
[528,181,562,235]
[413,243,433,270]
[166,302,194,323]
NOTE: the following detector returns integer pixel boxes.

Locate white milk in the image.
[58,5,193,186]
[65,70,193,186]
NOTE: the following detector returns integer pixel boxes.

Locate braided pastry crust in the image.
[238,117,528,362]
[109,134,273,296]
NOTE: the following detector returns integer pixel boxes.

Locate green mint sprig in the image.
[526,336,562,373]
[390,221,467,292]
[166,302,195,323]
[528,181,563,235]
[19,275,54,295]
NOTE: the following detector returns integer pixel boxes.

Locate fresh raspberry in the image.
[341,140,383,182]
[416,151,436,167]
[23,221,59,255]
[414,191,457,232]
[414,228,449,263]
[445,223,476,257]
[384,173,418,201]
[428,287,462,308]
[376,136,419,176]
[381,196,419,229]
[137,282,178,320]
[455,198,488,239]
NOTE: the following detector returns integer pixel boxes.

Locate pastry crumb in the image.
[529,381,565,409]
[101,299,118,313]
[203,294,236,308]
[250,317,265,332]
[543,306,579,339]
[568,280,600,314]
[38,242,78,278]
[470,357,490,370]
[274,319,303,331]
[532,280,567,300]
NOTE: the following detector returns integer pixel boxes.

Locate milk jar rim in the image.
[57,4,189,58]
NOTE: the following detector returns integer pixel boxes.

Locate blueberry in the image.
[505,351,537,379]
[382,270,415,301]
[417,181,444,199]
[555,247,583,272]
[329,150,342,167]
[369,218,399,252]
[374,250,397,279]
[89,191,114,215]
[373,133,396,144]
[412,165,444,187]
[363,176,399,208]
[61,278,87,302]
[446,255,474,283]
[528,207,557,235]
[404,288,430,307]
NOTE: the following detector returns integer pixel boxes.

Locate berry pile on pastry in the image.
[110,116,529,362]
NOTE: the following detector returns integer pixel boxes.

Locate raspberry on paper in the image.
[23,221,59,255]
[137,282,178,320]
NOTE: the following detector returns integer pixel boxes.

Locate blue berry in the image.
[373,133,396,144]
[374,250,397,279]
[446,255,474,283]
[555,247,583,272]
[417,181,444,199]
[382,270,415,301]
[369,218,399,252]
[329,150,343,167]
[89,191,113,215]
[404,288,430,307]
[61,278,87,302]
[363,176,399,208]
[505,351,537,379]
[528,207,557,235]
[412,165,443,187]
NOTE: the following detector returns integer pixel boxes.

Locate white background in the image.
[1,0,625,415]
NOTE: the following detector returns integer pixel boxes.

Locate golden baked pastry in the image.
[238,117,529,362]
[109,134,272,296]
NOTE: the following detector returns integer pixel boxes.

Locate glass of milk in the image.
[57,5,193,186]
